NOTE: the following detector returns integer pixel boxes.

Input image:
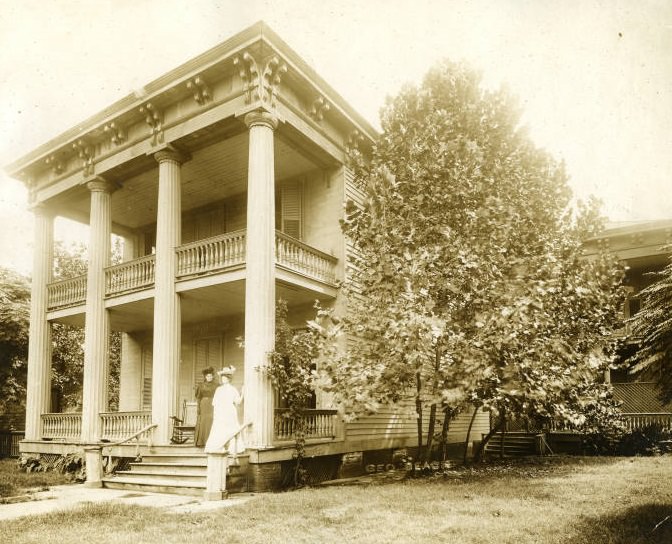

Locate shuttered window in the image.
[280,180,303,239]
[194,336,222,385]
[141,345,153,411]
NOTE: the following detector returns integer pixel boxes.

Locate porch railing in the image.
[622,413,672,432]
[47,275,87,309]
[100,411,152,441]
[176,230,247,277]
[41,413,82,440]
[276,232,337,284]
[273,408,341,442]
[106,255,156,296]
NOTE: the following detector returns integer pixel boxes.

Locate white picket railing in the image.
[105,255,156,296]
[274,408,341,441]
[47,275,87,309]
[276,232,337,284]
[622,413,672,432]
[41,413,82,440]
[100,411,152,441]
[176,230,247,276]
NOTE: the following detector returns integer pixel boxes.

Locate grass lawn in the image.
[0,458,71,499]
[2,455,672,544]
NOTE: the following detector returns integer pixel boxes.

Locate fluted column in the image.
[243,111,278,448]
[81,179,114,442]
[151,146,185,444]
[24,205,54,440]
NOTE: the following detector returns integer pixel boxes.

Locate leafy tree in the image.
[324,60,624,463]
[626,251,672,403]
[0,268,30,412]
[464,225,625,460]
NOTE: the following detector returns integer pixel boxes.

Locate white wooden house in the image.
[6,22,489,495]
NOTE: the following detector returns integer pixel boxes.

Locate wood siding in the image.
[345,402,489,445]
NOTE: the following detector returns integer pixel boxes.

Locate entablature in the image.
[6,21,377,207]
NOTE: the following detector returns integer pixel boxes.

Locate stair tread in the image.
[118,470,206,477]
[132,462,208,468]
[105,476,206,488]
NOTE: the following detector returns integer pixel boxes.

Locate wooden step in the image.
[103,477,205,497]
[117,469,206,481]
[140,453,208,465]
[104,451,249,496]
[128,462,207,475]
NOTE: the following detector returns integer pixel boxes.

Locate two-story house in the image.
[6,22,489,496]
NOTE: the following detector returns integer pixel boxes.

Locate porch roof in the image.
[5,20,378,180]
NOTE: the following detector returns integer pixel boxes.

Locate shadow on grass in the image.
[570,503,672,544]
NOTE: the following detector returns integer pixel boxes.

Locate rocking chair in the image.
[170,400,198,444]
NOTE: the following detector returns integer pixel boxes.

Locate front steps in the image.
[483,432,541,458]
[102,448,249,497]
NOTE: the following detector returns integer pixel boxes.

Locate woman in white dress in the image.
[204,366,245,454]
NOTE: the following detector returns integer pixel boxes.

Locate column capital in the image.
[85,177,117,194]
[153,144,190,165]
[244,110,279,131]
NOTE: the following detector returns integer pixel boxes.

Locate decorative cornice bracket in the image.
[261,55,287,108]
[139,102,164,146]
[309,96,331,122]
[103,122,126,147]
[72,139,96,177]
[345,130,364,166]
[233,51,287,108]
[45,154,65,175]
[186,76,212,105]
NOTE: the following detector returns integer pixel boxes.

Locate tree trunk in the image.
[415,372,423,457]
[422,346,442,463]
[463,405,480,464]
[439,406,453,469]
[424,403,437,464]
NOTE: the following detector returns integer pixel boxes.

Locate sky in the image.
[1,0,671,275]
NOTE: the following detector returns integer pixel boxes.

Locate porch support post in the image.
[151,146,186,444]
[204,451,229,500]
[243,110,278,449]
[81,178,115,442]
[24,205,53,441]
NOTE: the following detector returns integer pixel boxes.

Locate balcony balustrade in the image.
[176,230,246,276]
[273,408,341,442]
[106,255,156,296]
[47,275,87,310]
[46,230,338,310]
[276,232,337,284]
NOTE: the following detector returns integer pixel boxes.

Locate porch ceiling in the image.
[94,275,335,333]
[55,122,324,233]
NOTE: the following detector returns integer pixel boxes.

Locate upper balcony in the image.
[47,229,338,322]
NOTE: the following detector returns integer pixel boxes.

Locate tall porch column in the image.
[243,111,278,448]
[119,235,142,411]
[151,146,185,444]
[81,179,114,442]
[24,205,54,440]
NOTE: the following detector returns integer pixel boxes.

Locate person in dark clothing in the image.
[194,367,218,447]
